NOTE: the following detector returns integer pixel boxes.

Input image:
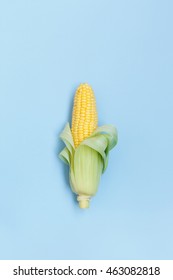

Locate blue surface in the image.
[0,0,173,260]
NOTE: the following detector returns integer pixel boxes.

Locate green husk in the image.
[59,123,118,208]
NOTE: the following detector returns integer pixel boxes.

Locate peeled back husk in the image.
[59,123,118,208]
[70,145,103,208]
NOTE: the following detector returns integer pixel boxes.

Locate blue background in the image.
[0,0,173,260]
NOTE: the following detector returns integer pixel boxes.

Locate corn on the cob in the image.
[71,83,98,147]
[59,83,118,209]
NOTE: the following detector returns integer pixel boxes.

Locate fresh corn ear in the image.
[59,83,118,209]
[71,83,98,147]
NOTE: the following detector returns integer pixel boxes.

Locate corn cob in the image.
[59,83,118,209]
[71,83,98,147]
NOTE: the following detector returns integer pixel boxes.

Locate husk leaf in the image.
[59,122,118,207]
